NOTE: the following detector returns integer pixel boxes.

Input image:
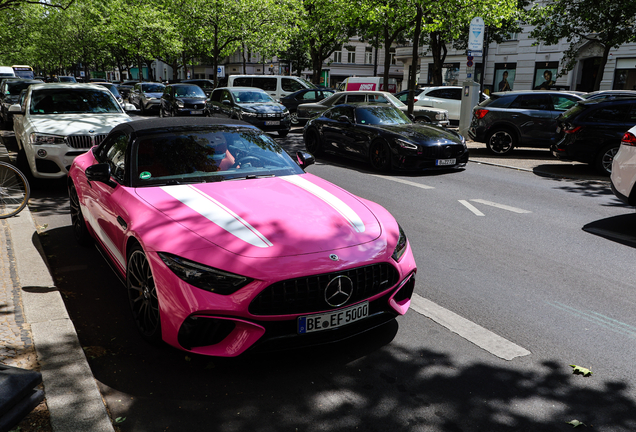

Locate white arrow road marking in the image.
[370,175,435,190]
[470,199,531,214]
[410,294,531,361]
[459,200,485,216]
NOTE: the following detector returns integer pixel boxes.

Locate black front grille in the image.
[249,263,399,316]
[65,134,107,149]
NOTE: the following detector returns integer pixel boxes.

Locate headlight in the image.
[282,109,290,117]
[436,113,445,120]
[391,225,408,262]
[177,100,184,108]
[158,252,253,295]
[395,138,418,150]
[241,111,257,117]
[30,133,65,145]
[146,96,156,100]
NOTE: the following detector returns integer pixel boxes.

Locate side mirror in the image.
[123,103,136,111]
[85,163,116,187]
[337,115,351,123]
[222,100,232,106]
[8,104,23,114]
[296,151,315,170]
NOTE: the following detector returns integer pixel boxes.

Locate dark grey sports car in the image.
[303,104,468,172]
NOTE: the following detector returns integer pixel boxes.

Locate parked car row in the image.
[467,89,636,175]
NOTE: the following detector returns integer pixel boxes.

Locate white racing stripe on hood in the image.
[281,175,366,233]
[161,185,273,248]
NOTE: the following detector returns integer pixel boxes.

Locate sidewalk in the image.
[0,141,115,432]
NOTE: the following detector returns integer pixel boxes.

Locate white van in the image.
[341,77,397,93]
[0,66,16,79]
[227,75,315,101]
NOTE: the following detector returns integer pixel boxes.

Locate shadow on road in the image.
[583,213,636,248]
[34,221,636,432]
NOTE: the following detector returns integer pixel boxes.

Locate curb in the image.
[7,207,115,432]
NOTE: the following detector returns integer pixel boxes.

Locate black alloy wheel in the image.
[139,101,146,115]
[68,182,92,246]
[486,129,516,155]
[127,245,162,344]
[595,144,619,175]
[369,139,392,172]
[304,128,323,155]
[414,117,431,124]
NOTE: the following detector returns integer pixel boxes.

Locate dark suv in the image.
[552,97,636,175]
[468,90,583,155]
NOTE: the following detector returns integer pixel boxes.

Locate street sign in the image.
[467,50,482,57]
[217,65,225,78]
[467,60,473,67]
[468,17,485,52]
[467,55,474,61]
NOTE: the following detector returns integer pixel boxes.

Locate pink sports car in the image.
[68,117,417,357]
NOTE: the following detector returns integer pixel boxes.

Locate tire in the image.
[159,105,164,117]
[369,139,392,172]
[595,144,619,176]
[304,128,323,155]
[139,102,146,115]
[486,129,516,155]
[0,162,30,219]
[127,244,162,344]
[290,111,299,125]
[278,130,289,137]
[414,117,431,124]
[68,182,92,246]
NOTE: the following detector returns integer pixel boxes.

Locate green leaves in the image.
[570,364,592,377]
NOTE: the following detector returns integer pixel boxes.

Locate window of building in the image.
[346,46,356,64]
[365,47,373,65]
[613,58,636,90]
[493,63,517,92]
[333,51,342,63]
[390,48,396,65]
[427,63,460,86]
[533,61,559,90]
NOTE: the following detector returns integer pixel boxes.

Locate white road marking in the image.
[410,294,531,361]
[459,200,485,216]
[370,175,435,190]
[470,199,531,214]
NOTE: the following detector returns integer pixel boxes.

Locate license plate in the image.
[190,110,203,115]
[298,302,369,334]
[436,158,456,166]
[265,120,280,126]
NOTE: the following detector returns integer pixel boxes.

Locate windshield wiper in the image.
[227,174,275,181]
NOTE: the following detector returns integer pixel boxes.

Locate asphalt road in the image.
[9,124,636,431]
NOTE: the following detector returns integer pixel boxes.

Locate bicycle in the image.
[0,161,30,218]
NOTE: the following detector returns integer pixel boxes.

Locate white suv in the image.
[611,126,636,205]
[412,86,488,124]
[10,83,133,179]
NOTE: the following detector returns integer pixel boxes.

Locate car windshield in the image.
[142,84,164,93]
[6,81,34,95]
[133,127,304,187]
[231,90,273,103]
[384,93,406,107]
[30,88,122,114]
[356,106,412,125]
[97,84,121,98]
[175,86,206,98]
[59,77,75,82]
[298,77,317,89]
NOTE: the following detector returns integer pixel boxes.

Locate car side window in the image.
[345,94,365,103]
[163,87,170,97]
[368,95,388,103]
[509,94,552,110]
[282,78,303,92]
[301,91,318,100]
[221,90,232,103]
[330,106,354,121]
[210,89,222,102]
[99,132,129,183]
[448,88,462,100]
[328,94,345,106]
[587,104,631,123]
[552,95,579,112]
[253,77,276,91]
[233,78,251,87]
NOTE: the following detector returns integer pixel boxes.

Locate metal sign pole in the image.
[479,26,488,96]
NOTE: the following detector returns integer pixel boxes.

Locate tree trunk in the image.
[594,44,611,91]
[408,4,423,115]
[382,28,392,92]
[429,32,448,86]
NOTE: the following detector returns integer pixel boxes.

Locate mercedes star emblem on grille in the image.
[324,275,354,307]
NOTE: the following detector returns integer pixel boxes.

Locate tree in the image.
[528,0,636,91]
[0,0,73,12]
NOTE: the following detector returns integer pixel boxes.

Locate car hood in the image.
[135,173,382,258]
[377,124,462,143]
[237,102,285,113]
[27,113,132,135]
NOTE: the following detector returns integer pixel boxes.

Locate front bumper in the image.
[241,116,292,132]
[392,146,469,171]
[25,142,88,179]
[147,240,417,357]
